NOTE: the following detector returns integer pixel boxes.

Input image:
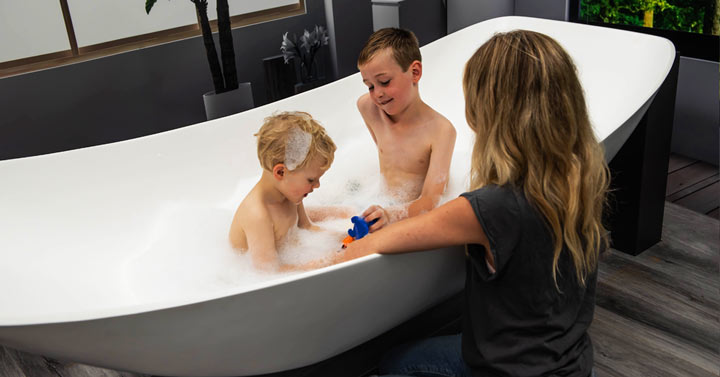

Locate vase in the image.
[203,82,254,120]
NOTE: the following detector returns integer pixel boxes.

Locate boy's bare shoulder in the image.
[231,194,273,249]
[357,93,380,120]
[356,92,371,109]
[425,106,456,134]
[236,195,273,227]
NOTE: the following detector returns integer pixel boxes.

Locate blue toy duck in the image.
[342,216,378,248]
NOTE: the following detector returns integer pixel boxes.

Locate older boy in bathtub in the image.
[356,28,456,231]
[229,112,337,272]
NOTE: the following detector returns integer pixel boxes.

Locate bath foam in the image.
[284,126,312,171]
[124,205,277,304]
[121,132,465,304]
[278,218,348,265]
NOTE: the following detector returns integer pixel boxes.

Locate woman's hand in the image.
[362,205,389,232]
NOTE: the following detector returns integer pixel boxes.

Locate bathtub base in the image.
[607,54,679,255]
[251,292,463,377]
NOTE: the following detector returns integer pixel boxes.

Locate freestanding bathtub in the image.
[0,16,675,377]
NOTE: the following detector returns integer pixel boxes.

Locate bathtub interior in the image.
[0,16,675,327]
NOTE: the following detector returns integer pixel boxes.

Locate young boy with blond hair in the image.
[229,111,336,272]
[356,28,456,231]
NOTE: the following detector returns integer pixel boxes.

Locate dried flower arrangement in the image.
[280,25,330,82]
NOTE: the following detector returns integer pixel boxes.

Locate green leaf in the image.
[145,0,157,14]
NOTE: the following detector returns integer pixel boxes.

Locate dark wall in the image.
[399,0,447,47]
[325,0,374,79]
[671,57,719,165]
[0,0,329,161]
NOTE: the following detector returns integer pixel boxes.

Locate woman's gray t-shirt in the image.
[460,185,597,377]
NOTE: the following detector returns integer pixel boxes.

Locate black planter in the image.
[294,77,327,94]
[202,82,254,120]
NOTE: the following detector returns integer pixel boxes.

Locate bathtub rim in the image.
[0,251,385,327]
[445,16,676,145]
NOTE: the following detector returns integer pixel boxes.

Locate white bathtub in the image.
[0,16,674,377]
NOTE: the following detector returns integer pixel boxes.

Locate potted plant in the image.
[280,25,330,93]
[145,0,254,120]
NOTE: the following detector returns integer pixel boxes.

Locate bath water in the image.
[124,130,471,304]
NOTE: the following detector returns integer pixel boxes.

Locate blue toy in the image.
[342,216,378,248]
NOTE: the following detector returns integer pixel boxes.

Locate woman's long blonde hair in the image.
[463,30,609,287]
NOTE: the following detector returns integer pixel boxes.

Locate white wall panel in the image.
[0,1,71,63]
[68,0,299,48]
[68,0,198,48]
[228,0,298,16]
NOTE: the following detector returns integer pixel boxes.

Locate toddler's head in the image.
[357,27,421,72]
[256,111,336,172]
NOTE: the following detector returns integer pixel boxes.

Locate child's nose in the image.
[314,180,320,189]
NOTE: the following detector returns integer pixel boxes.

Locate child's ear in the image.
[410,60,422,83]
[272,164,286,180]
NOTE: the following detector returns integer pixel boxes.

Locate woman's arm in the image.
[340,197,489,262]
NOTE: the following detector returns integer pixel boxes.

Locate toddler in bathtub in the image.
[356,28,457,231]
[229,111,338,272]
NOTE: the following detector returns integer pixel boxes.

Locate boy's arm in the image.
[407,120,456,217]
[241,208,283,271]
[306,205,357,222]
[357,94,378,144]
[297,202,322,231]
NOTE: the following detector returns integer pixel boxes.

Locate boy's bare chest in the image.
[373,124,432,172]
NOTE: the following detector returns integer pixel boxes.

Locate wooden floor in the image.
[1,155,718,377]
[666,154,719,219]
[590,202,719,376]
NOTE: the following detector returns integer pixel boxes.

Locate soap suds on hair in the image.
[284,127,312,171]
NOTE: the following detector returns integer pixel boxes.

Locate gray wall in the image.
[327,0,445,79]
[399,0,447,47]
[371,0,446,46]
[447,0,513,33]
[671,57,719,164]
[446,0,568,32]
[0,0,329,161]
[325,0,374,79]
[514,0,568,21]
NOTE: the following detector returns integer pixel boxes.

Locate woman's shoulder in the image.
[461,184,519,205]
[461,184,541,229]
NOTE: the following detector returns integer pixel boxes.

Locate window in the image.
[0,0,305,78]
[570,0,719,61]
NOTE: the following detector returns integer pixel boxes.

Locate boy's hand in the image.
[362,205,389,232]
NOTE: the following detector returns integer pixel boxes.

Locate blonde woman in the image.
[340,30,609,377]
